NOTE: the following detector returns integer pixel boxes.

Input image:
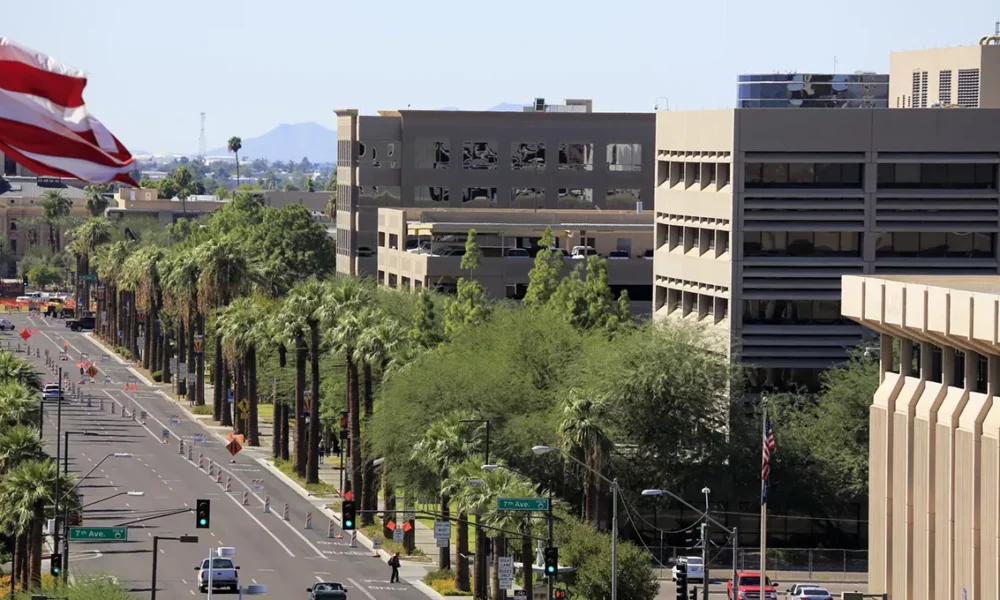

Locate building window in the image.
[462,187,497,206]
[512,143,545,170]
[557,188,594,208]
[463,141,498,170]
[8,239,15,255]
[742,299,848,325]
[8,220,16,231]
[875,232,995,258]
[388,234,398,249]
[957,69,980,107]
[3,155,15,176]
[920,71,928,108]
[415,139,450,169]
[378,231,386,247]
[718,231,729,255]
[512,188,545,209]
[688,163,701,184]
[705,163,717,184]
[558,143,594,171]
[876,163,995,190]
[414,186,450,206]
[606,143,641,172]
[743,231,861,257]
[744,163,863,188]
[939,70,952,105]
[911,72,921,108]
[605,189,641,210]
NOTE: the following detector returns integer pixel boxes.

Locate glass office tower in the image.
[738,73,889,108]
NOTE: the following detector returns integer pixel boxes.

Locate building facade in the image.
[653,108,1000,392]
[889,39,1000,108]
[842,274,1000,600]
[737,73,888,108]
[334,102,654,278]
[376,207,653,310]
[0,176,89,275]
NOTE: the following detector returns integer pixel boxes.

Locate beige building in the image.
[889,38,1000,108]
[0,176,89,274]
[106,188,225,223]
[334,100,654,278]
[841,274,1000,600]
[653,108,1000,392]
[376,207,653,309]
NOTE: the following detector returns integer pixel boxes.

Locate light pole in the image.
[63,430,100,475]
[53,366,63,573]
[151,535,198,600]
[532,444,618,600]
[641,488,738,600]
[701,486,710,600]
[461,418,491,600]
[81,490,144,509]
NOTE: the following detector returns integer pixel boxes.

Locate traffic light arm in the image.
[114,507,192,528]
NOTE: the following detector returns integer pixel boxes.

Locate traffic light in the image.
[544,547,558,576]
[675,562,687,600]
[554,589,567,599]
[689,586,698,600]
[342,500,356,530]
[196,498,211,529]
[50,552,62,576]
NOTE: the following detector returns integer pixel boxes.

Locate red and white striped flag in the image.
[0,37,137,185]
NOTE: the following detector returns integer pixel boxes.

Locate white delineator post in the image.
[282,503,290,521]
[263,495,270,513]
[305,511,312,529]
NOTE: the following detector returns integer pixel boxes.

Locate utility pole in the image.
[611,478,618,600]
[547,484,554,600]
[151,535,198,600]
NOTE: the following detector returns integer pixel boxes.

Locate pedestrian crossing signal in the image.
[342,500,356,530]
[196,498,211,529]
[554,590,567,599]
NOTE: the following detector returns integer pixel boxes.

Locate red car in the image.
[727,571,777,600]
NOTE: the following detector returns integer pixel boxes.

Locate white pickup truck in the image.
[197,557,239,593]
[672,556,705,582]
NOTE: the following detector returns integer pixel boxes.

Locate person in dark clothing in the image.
[388,552,400,583]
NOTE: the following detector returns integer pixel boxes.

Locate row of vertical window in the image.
[659,161,732,190]
[657,224,729,257]
[660,287,729,324]
[742,299,850,326]
[352,185,642,210]
[742,231,996,258]
[743,162,997,190]
[404,140,642,171]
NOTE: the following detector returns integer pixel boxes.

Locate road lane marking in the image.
[347,578,377,600]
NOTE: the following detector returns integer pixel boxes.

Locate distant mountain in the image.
[205,122,338,163]
[488,103,526,112]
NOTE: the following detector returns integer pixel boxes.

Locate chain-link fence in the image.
[650,546,868,582]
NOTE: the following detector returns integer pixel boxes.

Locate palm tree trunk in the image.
[11,530,19,590]
[143,310,153,370]
[280,401,290,461]
[213,333,223,421]
[221,366,233,427]
[176,320,187,397]
[233,362,244,435]
[521,529,533,600]
[162,324,172,384]
[383,466,395,538]
[271,400,281,458]
[440,489,452,570]
[186,311,195,400]
[455,511,470,591]
[248,345,260,446]
[492,536,504,600]
[18,531,28,590]
[348,354,361,496]
[306,322,321,484]
[361,361,376,523]
[293,330,307,478]
[29,503,43,587]
[196,313,206,406]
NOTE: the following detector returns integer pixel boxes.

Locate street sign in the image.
[193,335,204,354]
[498,556,514,590]
[178,362,187,377]
[80,274,98,281]
[514,591,527,599]
[188,372,196,384]
[177,371,187,382]
[162,428,170,443]
[433,521,450,547]
[226,439,242,457]
[392,527,404,542]
[304,388,312,398]
[373,537,383,551]
[86,365,98,377]
[69,527,128,542]
[238,398,249,412]
[497,497,549,511]
[19,328,30,341]
[170,414,181,425]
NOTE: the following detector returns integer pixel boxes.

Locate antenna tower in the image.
[198,112,207,159]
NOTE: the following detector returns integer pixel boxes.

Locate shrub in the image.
[152,370,163,382]
[423,570,466,596]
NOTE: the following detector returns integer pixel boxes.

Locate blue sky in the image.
[7,0,997,153]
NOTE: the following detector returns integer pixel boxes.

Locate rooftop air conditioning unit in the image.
[534,98,545,112]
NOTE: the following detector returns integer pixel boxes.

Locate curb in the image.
[83,333,128,365]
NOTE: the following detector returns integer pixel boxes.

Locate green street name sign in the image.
[79,274,98,281]
[497,497,549,511]
[69,527,128,542]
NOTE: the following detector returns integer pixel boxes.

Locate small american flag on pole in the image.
[760,416,776,505]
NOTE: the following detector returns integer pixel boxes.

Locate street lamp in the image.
[641,488,738,595]
[64,430,100,475]
[532,444,618,600]
[81,490,144,509]
[701,486,711,600]
[483,464,555,600]
[151,534,199,600]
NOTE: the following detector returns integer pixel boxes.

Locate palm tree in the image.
[39,190,72,252]
[558,391,612,525]
[0,383,42,431]
[164,249,201,400]
[122,247,165,370]
[228,137,243,186]
[0,425,45,473]
[0,352,43,392]
[288,279,328,484]
[266,305,294,461]
[485,473,545,600]
[217,297,268,445]
[412,415,476,570]
[443,456,487,592]
[93,240,133,344]
[69,218,112,319]
[196,239,251,426]
[276,299,309,476]
[83,185,110,217]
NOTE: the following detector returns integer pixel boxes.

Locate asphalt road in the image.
[4,313,422,600]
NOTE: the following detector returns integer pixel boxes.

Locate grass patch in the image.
[422,570,468,596]
[1,573,136,599]
[258,403,274,423]
[188,404,213,416]
[360,524,429,560]
[272,458,338,497]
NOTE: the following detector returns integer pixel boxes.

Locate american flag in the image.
[761,416,776,505]
[0,37,137,184]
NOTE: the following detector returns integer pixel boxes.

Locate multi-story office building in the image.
[0,176,89,275]
[842,274,1000,600]
[889,38,1000,108]
[376,207,653,310]
[334,100,654,278]
[653,108,1000,392]
[737,73,888,108]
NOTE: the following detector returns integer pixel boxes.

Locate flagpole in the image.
[759,402,768,591]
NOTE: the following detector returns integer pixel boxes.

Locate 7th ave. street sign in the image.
[69,527,128,542]
[497,497,549,511]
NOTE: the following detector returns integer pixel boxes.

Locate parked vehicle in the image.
[570,246,599,259]
[728,572,777,600]
[67,315,95,332]
[0,318,13,331]
[196,557,240,593]
[505,248,530,258]
[307,581,348,599]
[407,240,431,254]
[432,246,465,257]
[643,248,654,260]
[607,249,630,260]
[672,556,704,582]
[356,246,375,258]
[787,587,832,600]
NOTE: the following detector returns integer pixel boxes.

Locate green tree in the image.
[461,229,482,275]
[558,391,612,525]
[523,226,563,307]
[83,184,112,217]
[26,264,61,288]
[409,290,443,349]
[288,278,329,484]
[0,353,43,392]
[228,136,243,186]
[0,382,42,432]
[69,217,112,318]
[305,177,315,192]
[39,190,72,252]
[283,181,300,192]
[324,171,338,192]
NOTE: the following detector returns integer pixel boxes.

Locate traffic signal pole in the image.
[547,485,553,600]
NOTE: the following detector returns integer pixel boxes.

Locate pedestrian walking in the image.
[318,442,326,464]
[388,552,400,583]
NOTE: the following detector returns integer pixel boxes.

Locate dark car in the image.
[68,316,95,332]
[307,581,347,599]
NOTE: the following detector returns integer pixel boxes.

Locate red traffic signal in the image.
[554,590,567,599]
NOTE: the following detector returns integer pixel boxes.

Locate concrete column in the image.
[901,338,914,377]
[881,334,894,384]
[942,348,955,386]
[920,342,933,380]
[966,351,979,391]
[988,355,1000,397]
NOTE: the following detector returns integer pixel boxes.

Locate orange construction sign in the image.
[226,439,242,457]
